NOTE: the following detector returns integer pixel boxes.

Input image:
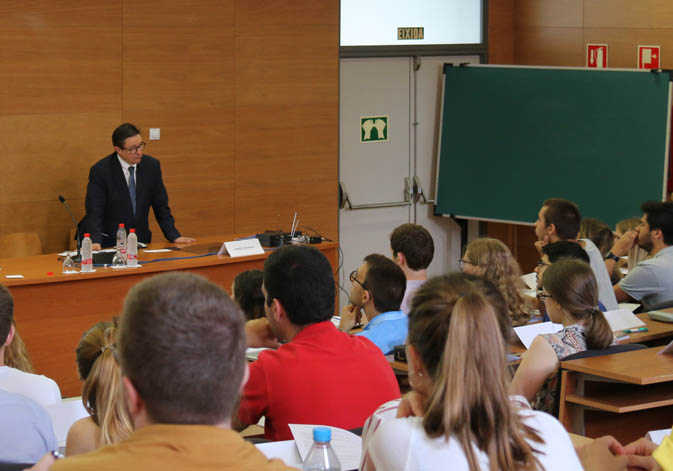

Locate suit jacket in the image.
[82,153,181,247]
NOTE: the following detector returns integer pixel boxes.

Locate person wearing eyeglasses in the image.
[338,254,408,355]
[81,123,195,250]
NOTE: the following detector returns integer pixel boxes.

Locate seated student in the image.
[390,223,434,314]
[0,285,61,407]
[4,322,35,373]
[31,272,288,470]
[65,321,132,456]
[237,245,400,441]
[0,389,57,465]
[579,218,614,258]
[607,201,673,310]
[231,270,265,320]
[460,237,533,326]
[360,273,581,471]
[510,259,615,413]
[339,254,408,354]
[534,198,618,310]
[615,217,649,272]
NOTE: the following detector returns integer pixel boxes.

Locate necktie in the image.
[128,166,136,215]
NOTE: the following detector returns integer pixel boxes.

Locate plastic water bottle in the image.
[127,229,138,267]
[116,223,127,262]
[302,427,341,471]
[81,233,93,273]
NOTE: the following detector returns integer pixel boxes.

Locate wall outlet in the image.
[149,128,160,140]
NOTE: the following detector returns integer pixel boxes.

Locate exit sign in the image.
[361,116,388,143]
[397,27,424,40]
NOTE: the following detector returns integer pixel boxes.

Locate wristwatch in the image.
[605,252,620,263]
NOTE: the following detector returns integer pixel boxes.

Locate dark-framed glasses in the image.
[123,142,146,154]
[458,259,477,269]
[349,269,366,289]
[538,292,553,301]
[536,259,550,268]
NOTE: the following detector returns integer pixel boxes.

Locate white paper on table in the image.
[521,272,538,290]
[659,339,673,355]
[330,316,341,328]
[4,274,24,279]
[289,424,362,470]
[514,322,563,349]
[620,267,629,275]
[217,238,265,257]
[255,440,303,468]
[246,347,271,361]
[602,309,646,332]
[618,303,640,313]
[143,248,173,253]
[646,428,671,445]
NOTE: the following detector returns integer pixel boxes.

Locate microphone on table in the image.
[58,195,82,263]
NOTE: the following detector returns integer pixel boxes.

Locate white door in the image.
[338,55,479,309]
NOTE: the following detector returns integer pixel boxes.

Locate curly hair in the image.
[464,238,532,326]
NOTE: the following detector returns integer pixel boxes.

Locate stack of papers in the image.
[602,309,646,331]
[521,272,538,290]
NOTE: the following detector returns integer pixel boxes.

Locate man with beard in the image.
[608,201,673,309]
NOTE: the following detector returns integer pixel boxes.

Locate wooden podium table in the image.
[1,236,338,397]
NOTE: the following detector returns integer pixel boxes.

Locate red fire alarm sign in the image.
[587,44,608,68]
[638,45,661,69]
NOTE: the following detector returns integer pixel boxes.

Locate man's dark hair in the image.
[390,223,434,270]
[363,254,407,313]
[118,272,246,425]
[543,198,581,240]
[233,269,265,320]
[641,201,673,245]
[263,245,335,326]
[542,241,590,264]
[0,285,14,346]
[112,123,141,148]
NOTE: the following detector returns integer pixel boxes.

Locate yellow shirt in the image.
[52,424,294,471]
[654,427,673,471]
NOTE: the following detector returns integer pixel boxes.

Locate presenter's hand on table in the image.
[245,318,281,349]
[338,304,363,332]
[173,236,196,245]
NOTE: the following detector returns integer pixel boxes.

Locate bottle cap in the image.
[312,427,331,443]
[84,233,90,237]
[130,229,135,233]
[119,223,125,228]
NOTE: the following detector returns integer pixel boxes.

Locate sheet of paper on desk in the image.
[603,309,646,331]
[143,249,173,253]
[514,322,563,349]
[646,428,672,445]
[256,440,303,468]
[521,272,538,290]
[289,424,362,470]
[659,339,673,355]
[618,302,640,313]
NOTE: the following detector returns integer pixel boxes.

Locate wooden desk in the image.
[618,312,673,345]
[559,346,673,443]
[2,236,338,397]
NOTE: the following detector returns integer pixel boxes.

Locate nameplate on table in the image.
[217,239,265,257]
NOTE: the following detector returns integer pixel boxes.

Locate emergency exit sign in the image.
[397,27,424,40]
[361,116,388,143]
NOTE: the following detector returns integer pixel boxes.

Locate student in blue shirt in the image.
[339,254,407,354]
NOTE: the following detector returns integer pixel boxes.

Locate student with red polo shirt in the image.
[236,245,400,441]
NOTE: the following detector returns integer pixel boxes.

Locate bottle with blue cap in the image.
[302,427,341,471]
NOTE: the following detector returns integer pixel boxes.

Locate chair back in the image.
[0,232,42,258]
[550,343,647,417]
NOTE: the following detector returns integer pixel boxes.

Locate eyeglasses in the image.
[538,292,553,301]
[349,270,366,289]
[536,259,550,268]
[122,142,146,154]
[458,259,477,269]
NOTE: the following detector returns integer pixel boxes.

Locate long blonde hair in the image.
[464,238,532,326]
[409,274,543,471]
[77,321,132,446]
[5,323,35,373]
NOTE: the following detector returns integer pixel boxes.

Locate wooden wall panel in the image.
[584,0,673,29]
[234,0,339,241]
[515,0,583,27]
[515,27,584,66]
[488,0,515,64]
[584,29,673,68]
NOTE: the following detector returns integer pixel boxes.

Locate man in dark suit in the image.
[83,123,195,250]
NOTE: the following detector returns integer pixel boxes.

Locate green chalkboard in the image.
[435,65,672,227]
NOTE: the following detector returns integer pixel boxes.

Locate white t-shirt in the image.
[0,366,61,407]
[361,397,582,471]
[581,238,618,311]
[401,279,425,315]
